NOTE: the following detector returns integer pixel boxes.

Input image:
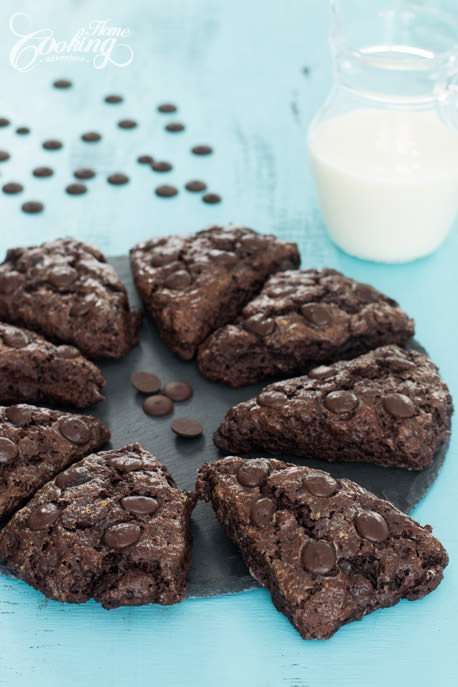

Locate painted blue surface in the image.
[0,1,457,685]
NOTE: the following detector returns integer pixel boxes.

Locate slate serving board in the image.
[2,256,449,598]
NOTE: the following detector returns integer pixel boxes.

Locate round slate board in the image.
[3,256,447,598]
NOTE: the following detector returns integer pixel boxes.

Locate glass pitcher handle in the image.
[438,71,458,130]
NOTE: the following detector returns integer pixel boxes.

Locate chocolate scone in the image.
[0,443,197,608]
[130,224,300,359]
[0,322,105,408]
[0,237,142,359]
[198,268,415,386]
[0,404,110,520]
[196,457,448,639]
[214,345,452,470]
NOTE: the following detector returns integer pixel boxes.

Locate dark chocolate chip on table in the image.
[53,79,72,89]
[170,418,203,438]
[165,122,185,132]
[0,437,19,463]
[192,145,213,155]
[130,371,161,394]
[158,103,177,113]
[163,381,193,402]
[107,173,129,185]
[155,184,178,198]
[33,167,53,178]
[22,201,44,214]
[16,127,30,135]
[118,119,137,129]
[74,168,95,180]
[0,118,10,127]
[2,182,23,194]
[0,151,10,162]
[185,180,206,192]
[143,395,174,417]
[81,132,101,142]
[66,183,87,195]
[105,94,123,104]
[6,405,33,426]
[137,155,154,164]
[43,140,63,150]
[152,161,172,172]
[202,193,221,204]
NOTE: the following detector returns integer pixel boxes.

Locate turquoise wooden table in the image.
[0,1,457,685]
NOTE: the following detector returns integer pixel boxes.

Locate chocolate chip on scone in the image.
[196,456,448,639]
[0,443,196,608]
[213,345,452,470]
[198,269,415,386]
[129,224,300,359]
[0,405,110,520]
[0,237,142,360]
[0,322,105,408]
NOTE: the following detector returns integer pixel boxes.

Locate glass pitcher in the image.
[308,0,458,263]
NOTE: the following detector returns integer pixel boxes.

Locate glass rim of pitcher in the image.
[330,0,458,68]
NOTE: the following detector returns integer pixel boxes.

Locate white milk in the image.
[308,108,458,262]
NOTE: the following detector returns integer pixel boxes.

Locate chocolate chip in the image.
[192,145,213,155]
[244,315,276,336]
[143,395,174,417]
[257,390,287,408]
[70,299,92,317]
[0,271,21,294]
[170,418,203,438]
[6,405,33,426]
[55,465,92,489]
[301,303,332,327]
[158,103,177,113]
[16,127,30,135]
[207,249,238,267]
[43,140,63,150]
[155,184,178,198]
[138,155,154,164]
[108,455,143,473]
[66,183,87,195]
[236,461,269,488]
[107,173,129,185]
[303,471,337,497]
[163,381,193,402]
[352,282,378,302]
[384,356,416,371]
[81,132,101,142]
[355,510,389,543]
[103,523,141,548]
[2,182,23,194]
[152,161,172,172]
[0,118,10,127]
[251,498,275,528]
[308,365,336,379]
[185,180,207,192]
[48,266,78,287]
[0,151,10,162]
[105,94,123,103]
[22,201,44,214]
[202,193,221,204]
[74,168,95,180]
[59,417,91,445]
[2,328,29,348]
[28,504,59,530]
[56,345,79,359]
[165,122,185,132]
[0,437,19,464]
[121,495,159,515]
[324,390,358,414]
[33,167,53,178]
[163,270,191,289]
[118,119,137,129]
[383,393,416,418]
[53,79,72,89]
[301,541,336,575]
[130,371,161,394]
[150,250,180,266]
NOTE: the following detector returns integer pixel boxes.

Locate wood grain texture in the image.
[0,0,457,685]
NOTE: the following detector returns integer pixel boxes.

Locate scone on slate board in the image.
[213,345,452,470]
[130,224,300,359]
[0,443,197,608]
[0,322,105,408]
[0,405,110,520]
[0,237,142,360]
[198,268,415,387]
[196,457,448,640]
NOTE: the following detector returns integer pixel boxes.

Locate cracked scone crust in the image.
[0,404,110,520]
[0,322,105,408]
[0,237,142,360]
[0,443,197,608]
[213,345,453,470]
[130,224,300,359]
[198,268,415,386]
[196,457,448,639]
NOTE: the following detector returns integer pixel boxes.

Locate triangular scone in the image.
[213,345,452,470]
[0,322,105,408]
[0,404,110,519]
[0,237,141,359]
[130,224,300,359]
[196,457,448,640]
[198,268,414,386]
[0,443,197,608]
